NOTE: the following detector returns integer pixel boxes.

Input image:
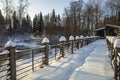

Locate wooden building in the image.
[105,24,120,36]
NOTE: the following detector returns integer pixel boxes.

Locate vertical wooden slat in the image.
[32,49,34,71]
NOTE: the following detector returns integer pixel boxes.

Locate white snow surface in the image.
[5,41,16,48]
[69,36,74,41]
[24,40,114,80]
[41,37,50,44]
[114,39,120,48]
[59,36,66,42]
[111,37,118,43]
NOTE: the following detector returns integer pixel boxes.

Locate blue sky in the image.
[28,0,74,19]
[0,0,88,20]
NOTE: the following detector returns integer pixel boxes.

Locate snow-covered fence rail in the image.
[106,36,120,80]
[0,36,99,80]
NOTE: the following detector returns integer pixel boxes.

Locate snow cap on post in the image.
[75,36,79,40]
[41,37,50,44]
[5,41,16,48]
[111,37,118,44]
[114,39,120,48]
[59,36,66,42]
[80,35,84,39]
[69,35,74,41]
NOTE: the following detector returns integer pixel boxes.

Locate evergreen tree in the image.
[13,11,20,31]
[26,14,32,34]
[37,12,44,35]
[57,14,61,26]
[50,9,57,24]
[32,15,38,36]
[0,10,7,45]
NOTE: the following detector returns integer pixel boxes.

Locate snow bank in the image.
[114,39,120,48]
[69,36,74,41]
[5,41,16,48]
[41,37,50,44]
[59,36,66,42]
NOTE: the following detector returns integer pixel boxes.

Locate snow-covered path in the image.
[69,40,114,80]
[24,39,114,80]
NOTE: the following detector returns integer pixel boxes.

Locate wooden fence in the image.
[0,37,98,80]
[106,37,120,80]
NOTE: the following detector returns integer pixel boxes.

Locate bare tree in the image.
[17,0,29,28]
[1,0,14,20]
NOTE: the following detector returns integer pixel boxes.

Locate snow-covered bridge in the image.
[0,36,119,80]
[24,39,114,80]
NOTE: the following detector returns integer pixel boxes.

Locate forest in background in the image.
[0,0,120,45]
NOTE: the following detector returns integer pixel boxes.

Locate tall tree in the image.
[32,15,38,36]
[50,9,57,24]
[1,0,14,31]
[0,10,7,45]
[17,0,29,28]
[37,12,44,35]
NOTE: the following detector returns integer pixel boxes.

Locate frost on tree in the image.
[59,36,66,42]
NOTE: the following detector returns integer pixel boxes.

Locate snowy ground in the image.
[24,39,114,80]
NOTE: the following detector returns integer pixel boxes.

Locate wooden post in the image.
[71,40,74,54]
[55,46,57,60]
[6,47,16,80]
[81,39,83,47]
[44,43,49,65]
[76,40,79,49]
[32,49,34,71]
[60,42,64,57]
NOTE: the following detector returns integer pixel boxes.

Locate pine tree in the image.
[37,12,44,35]
[13,11,20,32]
[50,9,57,24]
[0,10,7,45]
[32,15,38,36]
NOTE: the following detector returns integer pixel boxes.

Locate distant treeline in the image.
[0,0,120,43]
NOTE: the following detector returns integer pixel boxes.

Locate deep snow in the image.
[24,39,114,80]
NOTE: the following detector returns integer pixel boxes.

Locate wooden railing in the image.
[106,37,120,80]
[0,37,98,80]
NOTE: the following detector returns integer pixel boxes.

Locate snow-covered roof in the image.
[110,37,118,44]
[75,36,79,40]
[106,24,120,28]
[69,36,74,41]
[41,37,50,44]
[59,36,66,42]
[114,39,120,48]
[5,41,16,48]
[95,27,105,31]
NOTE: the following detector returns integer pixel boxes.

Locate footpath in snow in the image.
[24,39,114,80]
